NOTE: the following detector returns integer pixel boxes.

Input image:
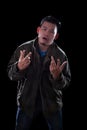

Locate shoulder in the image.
[18,39,35,48]
[54,43,66,57]
[14,39,36,56]
[15,38,37,52]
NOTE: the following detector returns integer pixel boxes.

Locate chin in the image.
[42,43,47,46]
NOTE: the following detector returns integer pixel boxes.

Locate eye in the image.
[41,27,47,31]
[49,30,55,34]
[42,28,47,31]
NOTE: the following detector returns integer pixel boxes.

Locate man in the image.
[7,16,71,130]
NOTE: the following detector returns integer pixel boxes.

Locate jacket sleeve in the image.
[49,58,71,90]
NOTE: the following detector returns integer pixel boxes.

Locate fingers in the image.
[19,50,26,61]
[50,56,67,72]
[50,56,56,66]
[51,56,55,62]
[19,50,32,60]
[60,61,67,71]
[18,50,32,70]
[25,52,32,60]
[57,59,61,67]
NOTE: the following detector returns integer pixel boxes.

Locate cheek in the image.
[38,33,41,37]
[38,31,43,37]
[49,35,55,40]
[52,34,58,40]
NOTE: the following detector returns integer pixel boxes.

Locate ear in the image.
[37,27,40,34]
[54,33,59,40]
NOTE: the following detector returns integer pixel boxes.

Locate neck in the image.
[38,43,49,52]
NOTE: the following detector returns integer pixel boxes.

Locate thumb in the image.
[60,61,67,72]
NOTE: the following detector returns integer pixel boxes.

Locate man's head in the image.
[40,16,61,33]
[37,16,61,48]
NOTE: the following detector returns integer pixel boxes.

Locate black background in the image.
[1,1,84,130]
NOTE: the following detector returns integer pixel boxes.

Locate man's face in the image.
[37,21,58,46]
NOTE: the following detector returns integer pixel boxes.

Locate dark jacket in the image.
[7,38,71,118]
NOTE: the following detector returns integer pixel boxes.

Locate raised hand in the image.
[49,56,67,79]
[17,50,32,70]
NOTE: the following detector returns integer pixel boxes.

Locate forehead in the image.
[41,21,57,30]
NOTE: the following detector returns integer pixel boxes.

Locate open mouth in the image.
[42,37,48,41]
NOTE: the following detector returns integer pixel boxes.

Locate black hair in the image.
[40,15,61,32]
